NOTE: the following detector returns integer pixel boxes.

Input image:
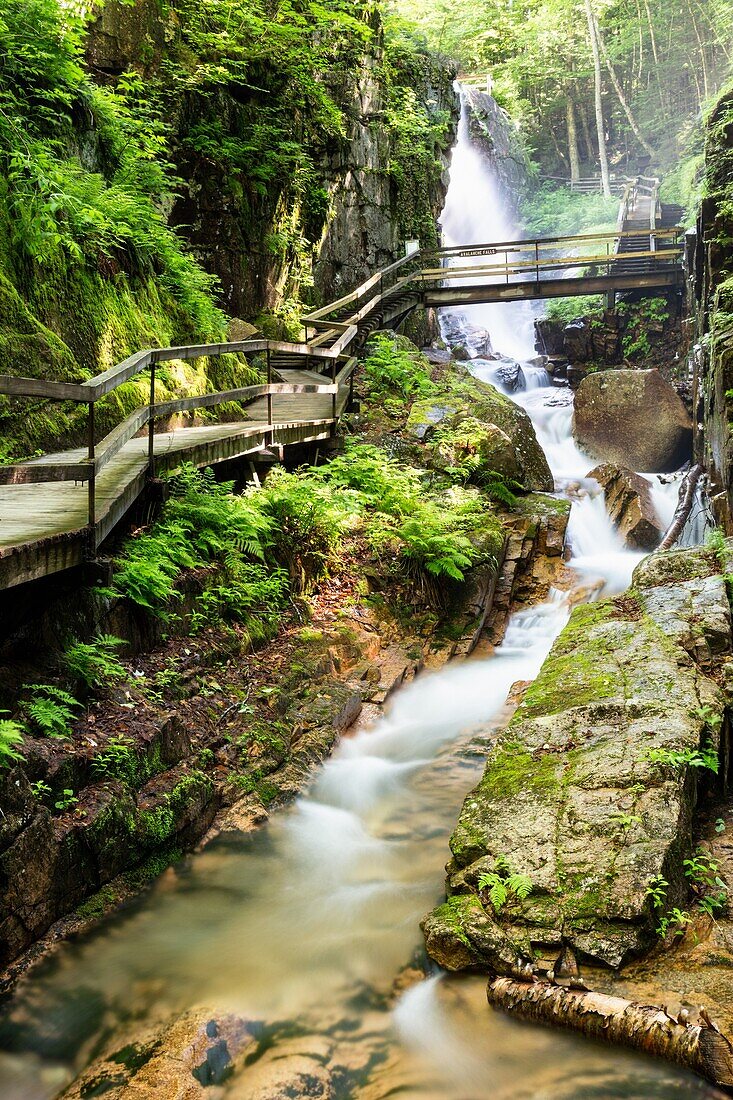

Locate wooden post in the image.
[331,356,337,422]
[266,345,273,432]
[535,242,540,285]
[148,359,156,479]
[87,401,96,552]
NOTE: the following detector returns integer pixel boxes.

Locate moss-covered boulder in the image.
[425,545,732,971]
[407,365,553,491]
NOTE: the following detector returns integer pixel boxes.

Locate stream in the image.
[0,97,714,1099]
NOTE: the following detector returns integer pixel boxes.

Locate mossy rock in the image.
[425,546,732,971]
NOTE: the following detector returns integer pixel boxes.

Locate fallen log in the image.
[658,463,703,551]
[488,977,733,1093]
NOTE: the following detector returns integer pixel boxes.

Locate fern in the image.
[21,683,81,739]
[65,634,126,689]
[0,715,25,768]
[478,858,533,912]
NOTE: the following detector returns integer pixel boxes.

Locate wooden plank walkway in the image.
[0,383,349,589]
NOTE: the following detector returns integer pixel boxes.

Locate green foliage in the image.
[253,466,353,594]
[398,513,475,583]
[65,634,126,690]
[190,563,289,638]
[0,715,25,768]
[684,847,728,916]
[54,788,78,813]
[545,296,604,326]
[645,741,720,774]
[478,855,533,912]
[106,465,273,611]
[91,735,138,786]
[645,875,669,909]
[521,186,618,238]
[656,907,693,939]
[0,0,224,336]
[362,334,437,405]
[20,684,81,740]
[316,441,500,604]
[30,779,52,800]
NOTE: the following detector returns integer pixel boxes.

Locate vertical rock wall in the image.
[84,0,459,322]
[691,88,733,529]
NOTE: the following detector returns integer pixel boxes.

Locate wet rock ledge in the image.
[424,543,733,972]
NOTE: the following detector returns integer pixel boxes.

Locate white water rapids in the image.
[0,98,712,1100]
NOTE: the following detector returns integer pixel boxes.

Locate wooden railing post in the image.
[266,345,273,426]
[148,358,156,479]
[331,356,337,423]
[87,400,96,552]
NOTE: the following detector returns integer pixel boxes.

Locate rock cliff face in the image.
[691,87,733,529]
[423,544,732,972]
[463,88,530,210]
[85,1,459,322]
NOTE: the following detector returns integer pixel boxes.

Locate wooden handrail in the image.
[302,251,417,323]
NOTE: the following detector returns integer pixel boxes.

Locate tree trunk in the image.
[566,98,581,184]
[659,464,703,550]
[584,0,612,198]
[686,0,710,100]
[596,23,655,159]
[578,99,596,163]
[488,978,733,1093]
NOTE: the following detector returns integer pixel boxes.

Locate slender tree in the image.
[584,0,612,197]
[566,96,581,182]
[595,20,655,158]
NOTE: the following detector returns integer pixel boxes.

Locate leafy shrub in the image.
[190,563,290,639]
[253,467,353,593]
[65,635,126,690]
[106,465,273,611]
[314,442,419,516]
[545,295,604,326]
[91,735,138,786]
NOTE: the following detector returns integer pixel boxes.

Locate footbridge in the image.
[0,177,684,591]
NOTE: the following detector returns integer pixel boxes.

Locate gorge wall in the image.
[692,85,733,530]
[0,0,458,458]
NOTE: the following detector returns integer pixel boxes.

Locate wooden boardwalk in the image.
[0,380,350,590]
[0,185,685,592]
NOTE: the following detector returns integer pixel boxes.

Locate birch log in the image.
[658,463,703,551]
[488,978,733,1091]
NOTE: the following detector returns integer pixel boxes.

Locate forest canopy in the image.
[390,0,733,183]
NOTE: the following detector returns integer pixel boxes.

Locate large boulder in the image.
[573,369,692,472]
[408,366,553,491]
[423,545,731,971]
[587,463,665,550]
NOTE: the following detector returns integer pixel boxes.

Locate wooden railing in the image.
[302,226,683,332]
[0,340,356,548]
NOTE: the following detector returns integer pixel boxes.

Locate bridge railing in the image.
[301,250,426,348]
[0,340,357,547]
[415,227,682,290]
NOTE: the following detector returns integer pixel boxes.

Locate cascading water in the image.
[0,96,710,1100]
